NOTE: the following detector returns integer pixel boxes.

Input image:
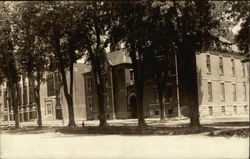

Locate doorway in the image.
[128,95,137,118]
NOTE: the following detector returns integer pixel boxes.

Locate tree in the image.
[225,1,249,62]
[169,1,219,128]
[0,2,21,128]
[11,2,49,128]
[110,1,155,128]
[20,1,84,128]
[74,2,113,127]
[143,2,179,122]
[123,1,220,128]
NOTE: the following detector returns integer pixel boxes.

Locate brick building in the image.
[83,49,131,120]
[0,63,91,123]
[59,63,90,121]
[83,48,249,120]
[0,48,248,123]
[0,75,45,123]
[197,51,249,117]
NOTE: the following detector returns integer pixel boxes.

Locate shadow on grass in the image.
[55,126,219,136]
[203,121,250,127]
[1,121,249,138]
[208,128,250,138]
[1,125,218,136]
[0,126,61,135]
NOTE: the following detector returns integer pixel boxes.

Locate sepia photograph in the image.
[0,1,249,159]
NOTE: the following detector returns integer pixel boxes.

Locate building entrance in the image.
[128,95,137,118]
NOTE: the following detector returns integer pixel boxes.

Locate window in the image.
[130,69,134,84]
[232,84,236,102]
[209,106,213,116]
[88,98,93,111]
[154,88,159,103]
[219,57,224,75]
[47,103,52,115]
[221,106,226,115]
[167,85,172,102]
[55,72,61,82]
[231,59,235,76]
[233,106,237,115]
[208,82,213,102]
[87,77,92,93]
[220,83,225,101]
[242,63,245,77]
[244,106,248,115]
[243,84,247,101]
[206,55,211,73]
[104,77,109,88]
[105,95,109,108]
[168,108,173,115]
[23,83,27,105]
[155,110,160,115]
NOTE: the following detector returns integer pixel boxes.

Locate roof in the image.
[83,49,131,74]
[107,49,131,66]
[218,36,240,53]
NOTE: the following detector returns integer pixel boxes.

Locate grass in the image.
[209,128,250,138]
[57,125,218,136]
[1,118,249,138]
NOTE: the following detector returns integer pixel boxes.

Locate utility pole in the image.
[174,52,181,118]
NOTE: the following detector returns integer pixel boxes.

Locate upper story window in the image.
[206,55,211,74]
[105,95,110,108]
[208,82,213,102]
[46,74,55,93]
[242,63,245,77]
[231,59,235,76]
[219,57,224,75]
[23,83,28,105]
[232,83,236,102]
[55,72,61,82]
[130,69,134,84]
[104,77,109,88]
[87,77,92,93]
[243,83,247,101]
[88,97,93,111]
[220,83,225,102]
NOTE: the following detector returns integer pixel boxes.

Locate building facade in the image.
[197,51,249,117]
[0,75,43,123]
[83,49,249,120]
[0,63,90,123]
[0,50,248,123]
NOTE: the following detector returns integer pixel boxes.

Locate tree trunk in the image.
[158,87,166,122]
[65,95,76,128]
[30,77,43,128]
[134,68,146,128]
[10,83,20,128]
[36,96,42,128]
[95,72,108,128]
[97,87,108,127]
[177,36,201,129]
[188,52,201,129]
[60,71,76,128]
[129,42,146,129]
[136,82,146,129]
[54,32,76,128]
